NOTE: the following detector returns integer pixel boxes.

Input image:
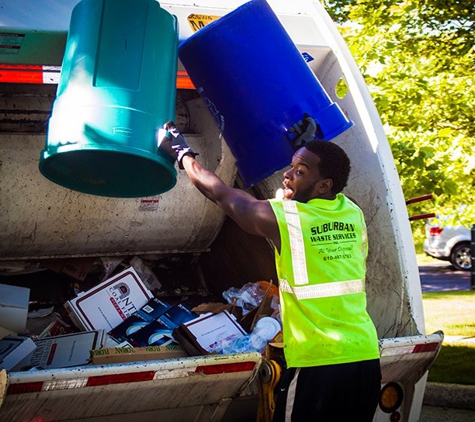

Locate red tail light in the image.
[429,227,443,236]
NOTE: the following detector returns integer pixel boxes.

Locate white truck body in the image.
[0,1,442,421]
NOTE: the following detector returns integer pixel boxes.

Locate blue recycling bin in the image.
[40,0,179,197]
[179,0,353,187]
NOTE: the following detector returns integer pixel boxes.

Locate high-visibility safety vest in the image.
[269,194,380,368]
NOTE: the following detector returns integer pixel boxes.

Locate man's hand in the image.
[289,114,319,148]
[158,121,198,169]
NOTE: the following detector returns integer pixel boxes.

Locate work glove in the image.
[158,121,198,169]
[289,114,320,149]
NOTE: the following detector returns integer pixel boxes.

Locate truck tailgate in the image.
[0,352,262,422]
[380,331,443,385]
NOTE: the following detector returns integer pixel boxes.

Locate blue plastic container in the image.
[40,0,178,197]
[179,0,353,187]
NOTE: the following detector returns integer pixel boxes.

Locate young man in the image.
[159,122,381,421]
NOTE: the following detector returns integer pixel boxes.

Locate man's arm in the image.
[181,154,280,250]
[158,121,280,250]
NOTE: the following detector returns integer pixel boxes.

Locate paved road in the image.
[419,260,472,293]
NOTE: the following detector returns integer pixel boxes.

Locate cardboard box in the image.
[108,297,171,344]
[109,301,196,347]
[159,303,197,329]
[64,267,153,331]
[91,344,187,365]
[0,284,30,334]
[127,304,197,347]
[108,314,152,344]
[173,311,246,355]
[18,331,105,370]
[127,319,175,347]
[0,336,36,371]
[138,297,172,320]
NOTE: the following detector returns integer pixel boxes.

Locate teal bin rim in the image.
[39,144,177,198]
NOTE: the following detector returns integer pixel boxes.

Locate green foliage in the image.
[324,0,475,243]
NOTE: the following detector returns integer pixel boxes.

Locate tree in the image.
[324,0,475,243]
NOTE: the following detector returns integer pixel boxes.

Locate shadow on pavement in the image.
[418,261,472,293]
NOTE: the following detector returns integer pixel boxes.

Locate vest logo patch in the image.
[310,221,356,243]
[309,221,358,261]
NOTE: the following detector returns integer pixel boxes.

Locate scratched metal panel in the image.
[2,374,249,421]
[0,353,261,421]
[0,96,236,259]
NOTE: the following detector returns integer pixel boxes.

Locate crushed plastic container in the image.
[178,0,353,187]
[40,0,179,198]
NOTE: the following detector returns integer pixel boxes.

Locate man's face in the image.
[282,147,334,203]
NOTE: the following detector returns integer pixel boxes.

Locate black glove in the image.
[289,114,319,148]
[158,121,198,169]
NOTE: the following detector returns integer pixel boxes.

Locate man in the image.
[159,121,381,421]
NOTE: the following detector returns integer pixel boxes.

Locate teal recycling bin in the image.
[179,0,353,187]
[40,0,178,197]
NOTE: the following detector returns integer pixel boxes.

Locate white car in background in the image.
[423,222,472,271]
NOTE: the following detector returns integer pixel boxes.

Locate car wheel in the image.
[449,242,472,271]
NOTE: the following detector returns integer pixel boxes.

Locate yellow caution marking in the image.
[187,14,221,32]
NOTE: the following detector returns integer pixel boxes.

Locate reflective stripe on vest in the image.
[283,201,309,286]
[279,278,364,300]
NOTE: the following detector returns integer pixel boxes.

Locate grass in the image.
[422,290,475,385]
[426,345,475,385]
[423,290,475,336]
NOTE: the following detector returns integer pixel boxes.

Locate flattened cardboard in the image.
[91,344,187,364]
[64,267,152,331]
[109,314,151,344]
[128,319,175,347]
[21,331,105,369]
[138,297,172,320]
[0,336,36,371]
[174,311,246,356]
[0,284,30,334]
[109,301,197,347]
[108,297,171,344]
[159,303,197,329]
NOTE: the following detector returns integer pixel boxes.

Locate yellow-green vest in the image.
[269,194,380,368]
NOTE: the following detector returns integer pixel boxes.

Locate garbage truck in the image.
[0,0,443,421]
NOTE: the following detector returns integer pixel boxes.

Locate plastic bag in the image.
[218,332,267,354]
[222,283,265,315]
[217,316,281,354]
